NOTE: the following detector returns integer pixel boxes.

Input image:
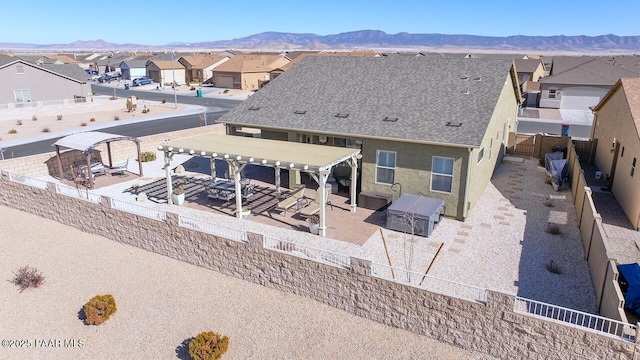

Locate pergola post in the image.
[136,141,143,176]
[164,151,173,205]
[318,170,329,237]
[210,157,216,181]
[85,152,94,189]
[55,145,64,181]
[348,156,358,213]
[106,142,113,168]
[275,166,281,197]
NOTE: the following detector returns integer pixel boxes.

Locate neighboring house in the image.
[45,54,80,64]
[0,59,89,104]
[514,58,545,88]
[212,54,290,90]
[591,78,640,230]
[218,56,521,220]
[94,54,133,73]
[119,59,149,80]
[16,55,63,65]
[539,58,638,110]
[217,50,240,58]
[178,54,229,84]
[146,60,186,85]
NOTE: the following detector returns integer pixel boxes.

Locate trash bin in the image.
[561,122,570,136]
[124,84,129,90]
[196,89,202,97]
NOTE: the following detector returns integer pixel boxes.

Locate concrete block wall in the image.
[0,174,638,359]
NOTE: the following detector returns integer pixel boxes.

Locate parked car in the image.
[132,77,154,86]
[98,71,122,83]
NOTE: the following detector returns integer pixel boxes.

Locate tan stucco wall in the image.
[361,138,469,219]
[0,62,87,104]
[241,72,271,90]
[593,89,640,229]
[467,73,519,212]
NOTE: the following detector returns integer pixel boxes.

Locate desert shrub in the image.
[140,151,157,162]
[135,96,139,100]
[32,115,38,121]
[90,117,96,122]
[8,128,17,134]
[192,78,199,83]
[544,199,555,207]
[190,86,196,91]
[83,294,117,325]
[114,115,120,121]
[57,114,63,120]
[162,99,167,104]
[546,223,561,235]
[16,119,22,125]
[42,127,50,133]
[80,122,87,127]
[92,91,96,95]
[188,331,229,360]
[12,265,45,292]
[538,158,545,167]
[544,176,552,185]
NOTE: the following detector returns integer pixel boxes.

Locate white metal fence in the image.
[55,183,102,203]
[7,172,48,189]
[110,198,166,221]
[371,262,487,303]
[515,297,637,342]
[263,236,351,269]
[179,215,247,243]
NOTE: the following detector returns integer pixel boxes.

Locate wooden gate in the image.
[510,134,535,156]
[572,139,595,164]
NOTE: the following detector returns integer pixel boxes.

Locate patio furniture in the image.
[299,186,333,217]
[111,159,129,177]
[207,188,220,201]
[332,165,352,193]
[240,178,251,186]
[272,185,306,216]
[241,184,256,203]
[218,190,235,203]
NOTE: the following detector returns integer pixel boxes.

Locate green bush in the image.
[84,294,117,325]
[140,151,157,162]
[162,99,167,104]
[189,331,229,360]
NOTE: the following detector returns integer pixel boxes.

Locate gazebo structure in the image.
[53,131,143,188]
[159,134,360,237]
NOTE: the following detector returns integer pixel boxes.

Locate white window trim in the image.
[431,156,454,194]
[14,89,31,103]
[548,88,557,99]
[375,150,396,185]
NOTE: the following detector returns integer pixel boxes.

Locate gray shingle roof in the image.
[514,58,543,73]
[220,56,516,147]
[39,64,88,82]
[540,59,638,86]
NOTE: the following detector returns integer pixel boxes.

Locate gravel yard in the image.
[0,206,492,360]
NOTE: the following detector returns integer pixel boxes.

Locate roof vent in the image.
[248,106,261,111]
[461,75,469,80]
[383,117,398,122]
[294,110,307,115]
[335,113,349,118]
[474,76,482,81]
[463,88,471,95]
[446,121,463,127]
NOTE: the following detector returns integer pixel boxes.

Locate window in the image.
[632,157,637,177]
[431,156,454,193]
[477,148,484,164]
[14,89,31,103]
[376,150,396,185]
[621,147,625,158]
[489,138,493,159]
[16,65,24,74]
[548,89,557,99]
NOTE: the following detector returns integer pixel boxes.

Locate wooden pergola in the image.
[53,131,143,188]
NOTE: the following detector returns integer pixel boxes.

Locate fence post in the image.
[247,232,263,248]
[101,195,112,209]
[351,258,372,276]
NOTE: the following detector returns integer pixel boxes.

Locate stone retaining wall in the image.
[0,175,638,360]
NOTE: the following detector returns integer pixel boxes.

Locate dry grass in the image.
[12,265,45,292]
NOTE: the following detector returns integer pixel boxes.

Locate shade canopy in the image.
[53,131,140,152]
[160,134,360,173]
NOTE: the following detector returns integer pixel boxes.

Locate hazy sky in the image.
[3,0,639,44]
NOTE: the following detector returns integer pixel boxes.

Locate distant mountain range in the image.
[2,30,640,53]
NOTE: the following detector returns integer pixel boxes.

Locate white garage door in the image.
[217,75,233,88]
[560,87,608,110]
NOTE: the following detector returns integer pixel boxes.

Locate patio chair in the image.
[218,190,235,203]
[111,159,129,177]
[299,186,333,217]
[240,177,251,186]
[241,184,256,203]
[272,185,306,216]
[207,188,220,201]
